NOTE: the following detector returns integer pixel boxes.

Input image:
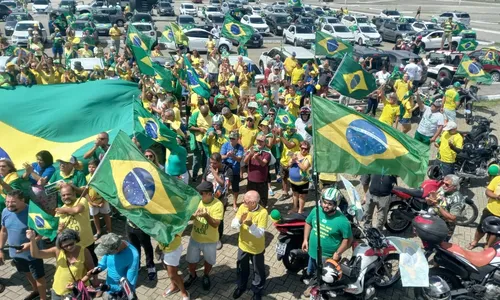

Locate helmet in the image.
[417,35,422,41]
[488,164,500,176]
[322,188,342,204]
[420,276,451,300]
[212,114,223,125]
[427,165,442,180]
[321,259,342,284]
[481,216,500,235]
[462,143,475,153]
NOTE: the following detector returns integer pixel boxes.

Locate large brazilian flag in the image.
[89,131,200,245]
[312,96,429,187]
[0,80,180,168]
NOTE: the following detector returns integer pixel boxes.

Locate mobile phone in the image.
[4,245,23,250]
[91,267,102,275]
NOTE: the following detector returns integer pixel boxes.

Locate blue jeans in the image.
[365,97,378,116]
[307,257,317,275]
[191,142,206,180]
[439,161,455,177]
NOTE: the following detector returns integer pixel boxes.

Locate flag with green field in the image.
[329,54,377,100]
[28,201,59,240]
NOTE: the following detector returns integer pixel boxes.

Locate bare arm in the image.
[335,237,353,257]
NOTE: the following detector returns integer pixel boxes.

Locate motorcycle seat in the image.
[392,186,424,199]
[281,212,307,222]
[440,242,496,267]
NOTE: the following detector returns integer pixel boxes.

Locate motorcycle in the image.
[309,210,401,300]
[413,214,500,300]
[385,179,478,233]
[461,115,498,149]
[457,85,479,125]
[87,268,137,300]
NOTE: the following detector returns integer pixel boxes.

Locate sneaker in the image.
[202,274,211,290]
[232,288,245,299]
[268,189,275,196]
[147,267,157,281]
[182,291,190,300]
[300,272,313,285]
[216,240,223,250]
[184,274,198,289]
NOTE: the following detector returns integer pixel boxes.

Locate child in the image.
[87,158,112,239]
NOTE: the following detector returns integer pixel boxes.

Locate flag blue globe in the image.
[346,119,387,156]
[145,120,159,139]
[468,62,482,75]
[34,216,45,228]
[122,168,156,206]
[349,74,361,90]
[0,147,10,160]
[230,24,241,35]
[326,39,339,52]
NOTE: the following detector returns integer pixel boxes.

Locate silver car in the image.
[436,11,471,26]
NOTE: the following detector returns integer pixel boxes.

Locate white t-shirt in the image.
[295,118,312,144]
[375,71,390,84]
[404,63,419,80]
[417,106,445,137]
[268,73,280,90]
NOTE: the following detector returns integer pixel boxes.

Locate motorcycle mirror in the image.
[347,205,357,216]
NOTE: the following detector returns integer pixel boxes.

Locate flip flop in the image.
[467,242,477,250]
[0,283,5,293]
[162,288,180,297]
[93,233,102,240]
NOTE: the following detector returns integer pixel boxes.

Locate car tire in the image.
[438,68,452,82]
[358,38,363,45]
[218,44,229,53]
[1,15,7,21]
[491,71,500,82]
[395,35,402,42]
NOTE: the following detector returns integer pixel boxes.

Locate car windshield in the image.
[210,15,224,23]
[253,7,261,12]
[4,2,16,8]
[7,14,29,21]
[134,24,153,31]
[34,0,48,4]
[304,7,311,11]
[386,11,400,16]
[72,22,87,30]
[16,23,36,31]
[397,23,411,31]
[228,3,236,8]
[179,16,195,23]
[333,25,349,32]
[292,7,302,12]
[60,1,74,6]
[93,15,111,23]
[457,13,470,18]
[404,17,416,23]
[207,7,218,11]
[360,26,377,33]
[159,2,171,7]
[274,8,285,13]
[296,26,313,33]
[356,17,369,24]
[315,9,324,15]
[211,0,220,3]
[133,15,153,22]
[426,23,437,30]
[275,16,288,23]
[250,17,264,24]
[300,17,313,24]
[184,4,194,9]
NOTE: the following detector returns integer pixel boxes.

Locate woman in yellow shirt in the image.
[238,65,252,97]
[288,141,312,213]
[151,45,163,57]
[378,92,400,127]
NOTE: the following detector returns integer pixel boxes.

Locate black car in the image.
[385,50,428,82]
[287,5,304,17]
[352,45,390,72]
[130,12,154,25]
[157,2,175,16]
[0,4,12,21]
[295,15,314,30]
[265,13,290,36]
[4,12,32,36]
[245,32,263,48]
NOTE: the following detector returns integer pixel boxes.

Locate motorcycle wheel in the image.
[424,268,463,291]
[374,253,401,288]
[385,201,412,233]
[456,200,478,226]
[488,135,498,148]
[282,247,308,273]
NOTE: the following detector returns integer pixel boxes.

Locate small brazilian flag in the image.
[130,45,155,76]
[221,15,255,45]
[184,54,211,99]
[160,25,175,44]
[457,39,478,52]
[483,49,500,66]
[329,54,377,100]
[314,31,352,57]
[276,109,296,128]
[311,96,429,187]
[28,201,59,241]
[171,22,189,46]
[126,23,155,52]
[89,131,201,246]
[456,54,493,85]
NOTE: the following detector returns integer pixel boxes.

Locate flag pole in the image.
[327,53,348,101]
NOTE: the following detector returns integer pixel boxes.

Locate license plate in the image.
[252,40,260,44]
[464,109,471,115]
[276,242,286,256]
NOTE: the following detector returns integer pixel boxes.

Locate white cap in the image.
[443,121,457,131]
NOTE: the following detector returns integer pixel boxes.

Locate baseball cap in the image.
[248,101,258,109]
[453,82,461,88]
[256,133,266,141]
[229,131,239,139]
[260,119,269,126]
[292,52,296,57]
[196,181,213,193]
[273,66,279,70]
[56,155,78,164]
[443,121,458,131]
[431,100,443,107]
[94,233,122,256]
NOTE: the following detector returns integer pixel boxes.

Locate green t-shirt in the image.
[306,207,352,260]
[49,169,87,187]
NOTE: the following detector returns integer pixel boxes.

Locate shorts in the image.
[52,47,63,55]
[232,174,241,193]
[478,207,497,233]
[51,290,72,300]
[442,33,453,44]
[89,202,111,216]
[280,166,290,181]
[186,238,217,266]
[290,182,309,195]
[13,257,45,279]
[162,244,183,267]
[414,131,432,145]
[399,118,411,125]
[443,109,456,122]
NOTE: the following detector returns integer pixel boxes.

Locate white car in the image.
[315,16,341,28]
[258,46,314,76]
[31,0,52,14]
[380,9,401,20]
[411,21,441,33]
[180,3,196,16]
[241,15,269,35]
[162,28,232,53]
[354,25,382,46]
[341,14,373,29]
[419,30,462,50]
[434,11,471,26]
[197,6,219,19]
[282,24,315,48]
[246,6,263,16]
[11,21,47,47]
[320,24,355,42]
[131,22,157,40]
[227,55,265,81]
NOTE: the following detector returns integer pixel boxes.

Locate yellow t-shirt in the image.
[57,198,94,248]
[283,57,297,76]
[242,111,262,125]
[439,131,463,163]
[291,67,304,85]
[280,133,302,166]
[30,69,42,84]
[194,112,212,142]
[223,114,242,133]
[206,40,215,52]
[86,174,104,207]
[379,98,399,125]
[205,131,229,155]
[443,88,459,110]
[401,98,413,119]
[285,94,301,117]
[236,205,268,255]
[239,73,250,89]
[172,106,181,122]
[238,125,259,149]
[189,93,208,111]
[486,176,500,216]
[78,48,94,58]
[109,27,122,40]
[394,79,412,101]
[191,199,224,243]
[39,70,55,85]
[158,234,182,253]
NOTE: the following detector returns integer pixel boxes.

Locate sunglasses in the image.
[301,147,309,150]
[443,182,452,187]
[61,242,75,249]
[145,155,154,159]
[230,137,236,140]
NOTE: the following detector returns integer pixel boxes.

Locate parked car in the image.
[163,28,232,53]
[59,0,76,11]
[434,11,471,26]
[379,9,400,20]
[93,13,113,36]
[246,6,263,16]
[197,6,219,19]
[259,46,314,75]
[241,15,270,35]
[399,16,417,24]
[378,20,417,42]
[129,11,154,25]
[221,2,237,14]
[0,4,12,21]
[72,19,97,40]
[295,15,315,30]
[204,13,224,29]
[265,13,290,36]
[282,24,315,48]
[131,22,157,44]
[287,5,304,17]
[315,16,341,28]
[11,20,48,46]
[469,48,500,82]
[320,24,355,42]
[192,0,202,3]
[209,0,221,8]
[244,32,263,48]
[93,7,126,26]
[31,0,52,14]
[157,2,175,16]
[337,45,390,73]
[4,12,33,36]
[177,15,196,28]
[385,50,428,82]
[179,3,196,16]
[372,16,391,30]
[425,50,463,81]
[228,55,264,81]
[418,30,462,50]
[2,1,20,12]
[341,14,372,28]
[354,25,382,46]
[411,21,441,33]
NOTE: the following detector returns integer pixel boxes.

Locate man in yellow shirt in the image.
[238,65,252,97]
[435,121,463,177]
[77,42,94,58]
[37,60,55,85]
[222,107,242,133]
[285,87,301,117]
[291,61,305,85]
[284,52,298,82]
[109,24,122,52]
[393,73,412,101]
[189,105,212,181]
[278,126,303,201]
[378,92,399,127]
[203,115,229,156]
[469,165,500,249]
[243,101,261,124]
[205,35,215,53]
[231,190,268,300]
[443,82,461,122]
[185,181,224,290]
[239,116,259,151]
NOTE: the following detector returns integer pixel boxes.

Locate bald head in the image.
[244,190,260,210]
[200,105,209,116]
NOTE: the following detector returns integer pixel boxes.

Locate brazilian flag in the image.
[153,64,174,92]
[329,54,377,100]
[130,45,155,76]
[456,54,493,85]
[160,25,175,44]
[276,109,296,128]
[482,49,500,66]
[89,131,201,245]
[126,23,155,52]
[452,22,467,36]
[457,39,478,52]
[288,0,302,7]
[311,96,429,187]
[221,15,255,45]
[28,201,59,240]
[389,66,403,81]
[184,54,211,99]
[133,101,179,151]
[171,22,189,46]
[314,31,352,57]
